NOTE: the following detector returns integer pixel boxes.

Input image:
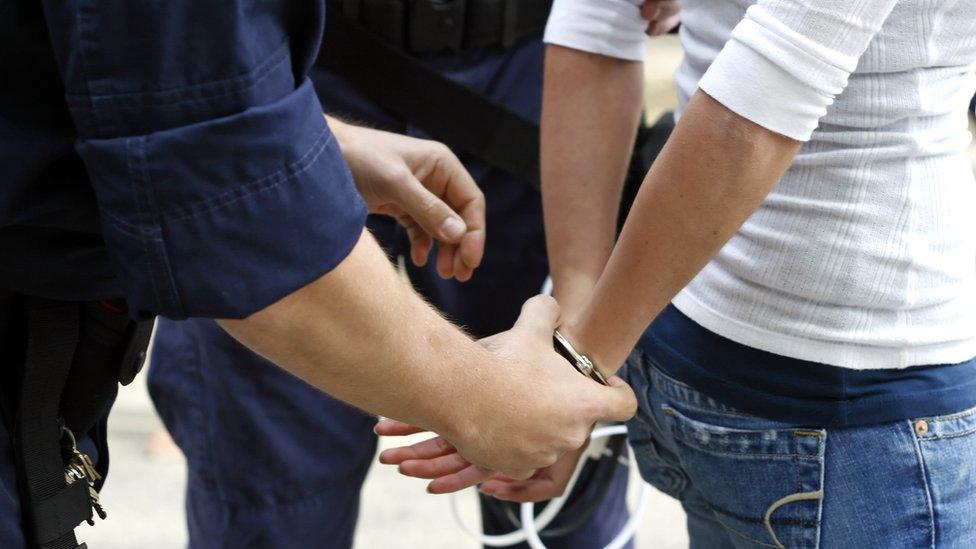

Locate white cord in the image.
[450,425,652,549]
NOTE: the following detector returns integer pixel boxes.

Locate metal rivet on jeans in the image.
[914,419,929,436]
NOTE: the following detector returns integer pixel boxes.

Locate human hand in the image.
[641,0,681,36]
[479,444,585,502]
[379,426,587,500]
[330,117,485,281]
[375,295,637,490]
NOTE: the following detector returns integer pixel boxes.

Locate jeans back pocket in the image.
[663,404,826,548]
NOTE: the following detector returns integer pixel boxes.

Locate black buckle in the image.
[118,318,154,386]
[408,0,467,53]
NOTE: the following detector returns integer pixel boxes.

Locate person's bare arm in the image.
[563,91,801,372]
[541,45,645,315]
[219,229,637,481]
[384,91,800,497]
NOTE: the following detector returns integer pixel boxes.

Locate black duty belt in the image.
[320,5,546,186]
[0,292,154,549]
[319,0,674,201]
[334,0,552,55]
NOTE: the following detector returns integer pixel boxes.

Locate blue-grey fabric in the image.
[627,351,976,548]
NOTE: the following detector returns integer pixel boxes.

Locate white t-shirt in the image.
[545,0,976,369]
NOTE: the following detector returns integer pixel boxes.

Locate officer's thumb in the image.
[396,175,467,243]
[512,295,561,339]
[597,376,639,422]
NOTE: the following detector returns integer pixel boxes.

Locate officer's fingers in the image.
[436,242,457,279]
[648,5,680,35]
[451,189,485,272]
[512,295,561,338]
[398,453,471,479]
[662,13,682,34]
[393,173,468,244]
[426,465,495,495]
[409,229,433,267]
[378,436,458,464]
[427,149,486,268]
[640,0,664,20]
[481,478,562,503]
[452,247,474,282]
[374,419,426,437]
[594,376,639,423]
[434,147,484,230]
[394,214,434,267]
[458,229,485,275]
[657,0,680,19]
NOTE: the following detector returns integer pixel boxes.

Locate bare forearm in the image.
[218,229,489,438]
[541,45,644,314]
[568,91,802,371]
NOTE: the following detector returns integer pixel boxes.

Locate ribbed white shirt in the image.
[545,0,976,369]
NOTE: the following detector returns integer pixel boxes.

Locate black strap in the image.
[14,300,90,549]
[320,12,542,187]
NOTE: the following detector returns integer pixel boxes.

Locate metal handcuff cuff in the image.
[553,330,609,385]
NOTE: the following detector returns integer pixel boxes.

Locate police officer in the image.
[0,2,637,548]
[147,2,639,548]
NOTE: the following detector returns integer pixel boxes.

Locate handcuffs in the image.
[552,330,609,386]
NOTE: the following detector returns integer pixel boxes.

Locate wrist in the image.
[559,315,618,379]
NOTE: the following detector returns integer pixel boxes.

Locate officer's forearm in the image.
[564,92,802,373]
[217,229,490,440]
[541,45,644,317]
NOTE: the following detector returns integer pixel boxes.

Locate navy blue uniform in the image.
[149,32,632,549]
[1,1,365,546]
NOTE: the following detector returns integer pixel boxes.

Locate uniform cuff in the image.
[78,79,368,319]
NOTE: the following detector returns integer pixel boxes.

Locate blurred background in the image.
[75,33,976,549]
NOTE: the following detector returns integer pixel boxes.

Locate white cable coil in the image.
[450,424,651,549]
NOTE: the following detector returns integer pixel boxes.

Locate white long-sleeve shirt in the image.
[545,0,976,369]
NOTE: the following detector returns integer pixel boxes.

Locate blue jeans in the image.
[625,349,976,548]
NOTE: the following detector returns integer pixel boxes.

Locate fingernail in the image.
[439,217,466,240]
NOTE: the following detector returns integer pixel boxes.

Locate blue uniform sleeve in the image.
[41,1,367,319]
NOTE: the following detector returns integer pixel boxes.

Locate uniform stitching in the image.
[65,40,291,103]
[162,126,334,222]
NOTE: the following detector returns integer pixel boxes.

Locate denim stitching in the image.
[672,438,817,460]
[648,363,754,418]
[909,420,938,549]
[664,406,824,458]
[712,517,782,548]
[922,428,976,441]
[161,127,334,222]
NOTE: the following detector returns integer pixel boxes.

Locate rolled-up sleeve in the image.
[698,0,899,141]
[42,1,367,319]
[544,0,648,61]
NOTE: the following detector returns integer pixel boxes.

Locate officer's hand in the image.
[330,117,486,282]
[641,0,681,36]
[375,296,637,492]
[479,444,586,502]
